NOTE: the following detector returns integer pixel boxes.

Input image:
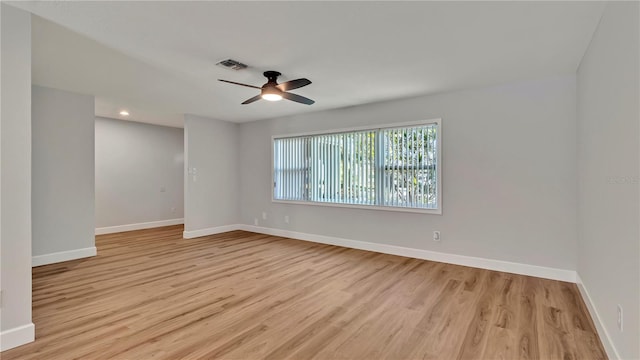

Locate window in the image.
[273,120,441,213]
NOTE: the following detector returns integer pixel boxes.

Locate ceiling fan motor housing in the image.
[262,71,282,98]
[261,86,283,97]
[263,71,281,79]
[263,71,281,86]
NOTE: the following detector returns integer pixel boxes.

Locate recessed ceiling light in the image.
[119,110,129,116]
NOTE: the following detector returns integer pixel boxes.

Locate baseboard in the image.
[237,224,577,283]
[576,274,620,360]
[183,224,243,239]
[32,246,97,267]
[182,223,576,282]
[96,218,184,235]
[0,323,35,351]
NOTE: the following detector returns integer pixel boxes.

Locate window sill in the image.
[272,199,442,215]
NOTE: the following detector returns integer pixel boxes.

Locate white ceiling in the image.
[14,1,605,127]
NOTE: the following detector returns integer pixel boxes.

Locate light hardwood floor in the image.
[3,225,606,359]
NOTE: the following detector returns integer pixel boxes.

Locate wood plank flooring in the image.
[2,225,606,359]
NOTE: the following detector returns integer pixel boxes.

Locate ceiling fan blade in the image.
[241,94,262,105]
[282,92,315,105]
[219,79,261,89]
[276,78,312,92]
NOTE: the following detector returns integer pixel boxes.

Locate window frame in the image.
[271,119,442,215]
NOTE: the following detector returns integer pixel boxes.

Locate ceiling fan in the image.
[219,71,315,105]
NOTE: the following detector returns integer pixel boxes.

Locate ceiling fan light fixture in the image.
[261,87,283,101]
[262,93,283,101]
[219,71,314,105]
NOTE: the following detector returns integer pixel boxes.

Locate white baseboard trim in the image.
[96,218,184,235]
[181,223,575,282]
[32,246,97,267]
[183,224,242,239]
[237,224,577,283]
[0,323,35,351]
[576,274,620,360]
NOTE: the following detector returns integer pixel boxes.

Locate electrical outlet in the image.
[262,212,267,220]
[433,231,441,242]
[171,207,176,213]
[617,304,623,332]
[254,218,258,226]
[284,215,290,224]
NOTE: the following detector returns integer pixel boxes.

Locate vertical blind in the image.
[273,122,439,210]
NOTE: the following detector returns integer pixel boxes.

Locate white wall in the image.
[32,86,95,264]
[577,2,639,359]
[239,75,577,272]
[95,117,184,230]
[0,3,34,350]
[183,114,240,236]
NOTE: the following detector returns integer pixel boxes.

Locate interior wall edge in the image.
[576,274,621,360]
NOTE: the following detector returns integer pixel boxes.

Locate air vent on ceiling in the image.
[216,59,248,71]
